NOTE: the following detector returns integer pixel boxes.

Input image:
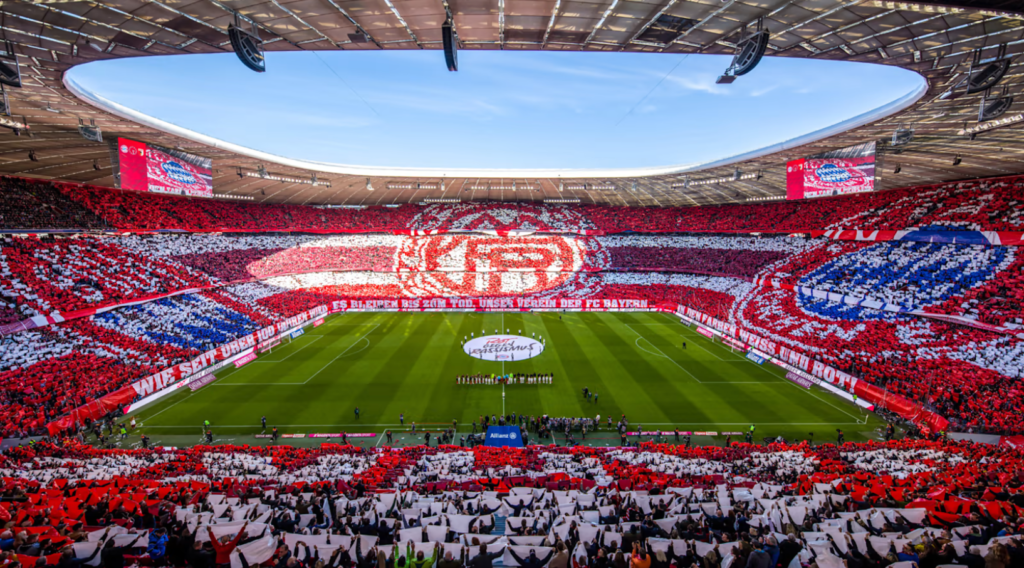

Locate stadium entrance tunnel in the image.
[64,51,926,175]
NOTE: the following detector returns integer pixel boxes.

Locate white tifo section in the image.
[225,272,752,299]
[396,234,589,272]
[109,234,406,255]
[1,323,176,374]
[596,235,818,253]
[602,272,753,296]
[464,335,544,361]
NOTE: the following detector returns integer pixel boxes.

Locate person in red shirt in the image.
[207,521,248,566]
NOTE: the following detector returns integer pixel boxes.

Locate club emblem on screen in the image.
[815,163,852,184]
[161,161,197,185]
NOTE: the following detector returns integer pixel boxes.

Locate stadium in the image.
[1,0,1024,567]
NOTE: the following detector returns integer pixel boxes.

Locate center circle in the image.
[463,335,545,361]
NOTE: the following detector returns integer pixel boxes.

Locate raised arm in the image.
[423,543,438,565]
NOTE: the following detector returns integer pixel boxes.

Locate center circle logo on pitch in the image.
[464,335,544,361]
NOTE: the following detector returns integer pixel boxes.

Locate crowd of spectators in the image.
[596,236,811,253]
[785,242,1016,312]
[921,253,1024,330]
[396,235,597,273]
[9,232,1018,332]
[733,285,1024,434]
[219,272,752,317]
[24,175,1021,233]
[58,183,422,232]
[0,177,110,231]
[0,289,288,438]
[607,248,786,279]
[745,239,1024,329]
[3,174,1024,439]
[0,437,1021,568]
[1,226,1022,438]
[244,247,396,279]
[0,236,217,320]
[0,319,194,438]
[111,235,405,281]
[90,293,267,352]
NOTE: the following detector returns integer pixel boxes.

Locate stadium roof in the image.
[1,0,1023,206]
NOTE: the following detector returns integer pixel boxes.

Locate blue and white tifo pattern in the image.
[797,242,1015,316]
[795,296,913,323]
[814,163,852,184]
[91,293,262,351]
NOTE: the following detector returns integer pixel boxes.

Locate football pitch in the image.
[130,311,887,448]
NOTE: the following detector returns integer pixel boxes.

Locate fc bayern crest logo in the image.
[161,161,197,184]
[815,163,852,184]
[407,203,596,232]
[396,234,600,296]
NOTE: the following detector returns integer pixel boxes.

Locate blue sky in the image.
[68,50,924,170]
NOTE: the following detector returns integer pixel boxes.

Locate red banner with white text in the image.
[327,297,654,311]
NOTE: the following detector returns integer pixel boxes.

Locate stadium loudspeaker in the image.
[442,21,458,72]
[730,29,769,77]
[965,59,1010,95]
[229,16,266,73]
[979,96,1013,122]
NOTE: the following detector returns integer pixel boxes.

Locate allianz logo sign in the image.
[489,431,519,439]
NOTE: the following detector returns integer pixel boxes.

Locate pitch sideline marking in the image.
[213,324,378,386]
[728,338,866,423]
[139,391,196,424]
[258,335,324,363]
[651,313,745,362]
[246,319,365,364]
[627,322,761,383]
[624,325,703,384]
[138,421,868,429]
[652,313,867,423]
[301,323,381,385]
[634,337,666,359]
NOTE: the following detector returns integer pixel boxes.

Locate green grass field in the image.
[128,311,887,449]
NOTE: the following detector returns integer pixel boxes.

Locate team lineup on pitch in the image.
[129,311,882,448]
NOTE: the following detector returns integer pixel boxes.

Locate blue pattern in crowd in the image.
[919,224,972,232]
[93,294,260,351]
[798,242,1008,320]
[795,296,912,322]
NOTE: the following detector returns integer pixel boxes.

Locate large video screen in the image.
[786,141,876,200]
[117,137,213,197]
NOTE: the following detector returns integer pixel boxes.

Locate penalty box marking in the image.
[215,323,381,386]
